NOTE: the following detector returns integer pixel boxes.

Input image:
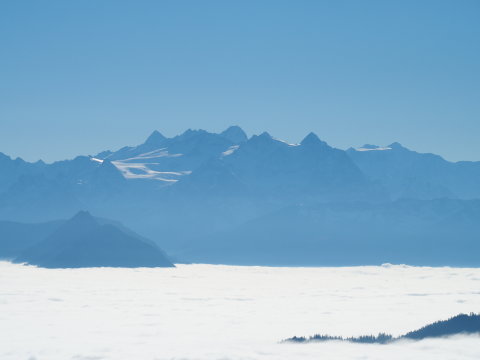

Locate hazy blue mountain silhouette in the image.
[174,132,384,203]
[0,219,63,259]
[220,125,248,143]
[98,128,243,183]
[14,211,174,268]
[180,198,480,266]
[347,143,480,200]
[1,127,480,266]
[285,313,480,344]
[0,174,84,222]
[97,130,167,161]
[0,152,46,193]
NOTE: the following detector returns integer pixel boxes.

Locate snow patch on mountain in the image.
[355,146,393,152]
[112,160,190,182]
[222,145,240,157]
[273,137,299,146]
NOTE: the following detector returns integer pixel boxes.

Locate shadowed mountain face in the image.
[176,132,382,203]
[0,153,46,193]
[347,143,480,200]
[220,125,248,144]
[1,126,480,266]
[13,211,174,268]
[179,199,480,266]
[0,220,63,259]
[102,129,239,184]
[285,313,480,344]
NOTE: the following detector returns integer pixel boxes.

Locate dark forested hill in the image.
[284,313,480,344]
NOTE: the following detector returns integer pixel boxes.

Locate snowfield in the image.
[0,262,479,360]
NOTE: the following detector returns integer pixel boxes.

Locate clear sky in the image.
[1,0,479,162]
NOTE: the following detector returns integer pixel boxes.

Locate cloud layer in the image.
[0,262,479,359]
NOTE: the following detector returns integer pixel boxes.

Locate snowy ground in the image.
[0,262,479,360]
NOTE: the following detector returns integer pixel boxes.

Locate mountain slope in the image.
[180,198,480,266]
[0,152,46,193]
[176,132,385,203]
[1,127,480,266]
[347,143,480,200]
[104,128,237,184]
[15,211,174,268]
[0,220,63,259]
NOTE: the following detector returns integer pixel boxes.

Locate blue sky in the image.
[1,0,479,162]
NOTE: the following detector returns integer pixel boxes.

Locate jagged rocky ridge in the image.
[1,126,480,266]
[284,313,480,344]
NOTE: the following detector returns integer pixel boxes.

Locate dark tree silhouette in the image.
[284,313,480,344]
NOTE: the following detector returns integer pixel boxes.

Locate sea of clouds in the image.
[0,261,479,360]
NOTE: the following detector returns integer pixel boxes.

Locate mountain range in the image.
[1,126,479,266]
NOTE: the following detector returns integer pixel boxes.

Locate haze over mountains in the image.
[1,126,479,266]
[13,211,174,268]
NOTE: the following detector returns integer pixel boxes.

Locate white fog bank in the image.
[0,262,479,360]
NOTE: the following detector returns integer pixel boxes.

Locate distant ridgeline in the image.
[6,211,174,268]
[284,313,480,344]
[2,126,480,266]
